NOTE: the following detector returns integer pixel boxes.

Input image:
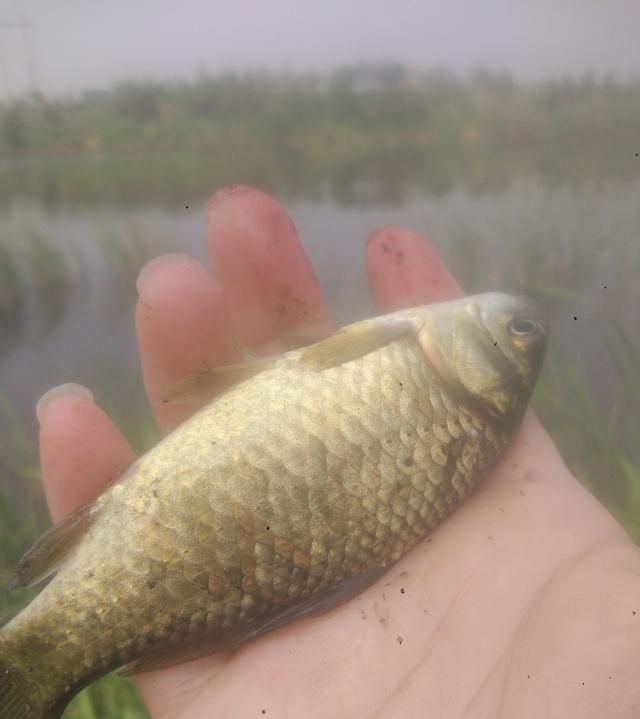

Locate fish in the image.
[0,292,547,719]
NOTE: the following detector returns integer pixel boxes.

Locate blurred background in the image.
[1,1,639,716]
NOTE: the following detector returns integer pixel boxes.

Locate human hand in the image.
[37,186,640,718]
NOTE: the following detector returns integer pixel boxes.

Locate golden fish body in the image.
[0,292,547,718]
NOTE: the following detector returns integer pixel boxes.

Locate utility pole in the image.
[0,18,37,102]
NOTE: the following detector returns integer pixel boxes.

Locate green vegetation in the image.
[535,331,640,541]
[0,242,24,337]
[62,677,146,719]
[1,65,639,206]
[0,395,42,625]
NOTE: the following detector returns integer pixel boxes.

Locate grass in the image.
[0,242,24,341]
[27,229,76,330]
[63,677,147,719]
[0,395,42,625]
[534,333,640,541]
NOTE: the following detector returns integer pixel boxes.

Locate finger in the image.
[136,253,241,433]
[205,185,333,354]
[365,225,463,313]
[37,384,136,523]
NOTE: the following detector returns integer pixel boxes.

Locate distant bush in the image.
[0,65,638,205]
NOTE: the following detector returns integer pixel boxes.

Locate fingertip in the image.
[365,225,463,313]
[136,253,215,307]
[36,383,94,425]
[205,185,333,351]
[136,253,196,296]
[38,389,136,523]
[206,183,256,212]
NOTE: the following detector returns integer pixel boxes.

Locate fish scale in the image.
[0,293,548,718]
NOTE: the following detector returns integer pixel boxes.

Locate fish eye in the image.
[509,318,539,337]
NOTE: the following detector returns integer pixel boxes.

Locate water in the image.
[0,179,639,480]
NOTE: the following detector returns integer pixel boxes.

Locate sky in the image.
[1,0,639,98]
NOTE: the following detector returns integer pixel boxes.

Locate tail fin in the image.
[0,659,55,719]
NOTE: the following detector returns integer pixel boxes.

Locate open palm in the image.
[38,186,640,718]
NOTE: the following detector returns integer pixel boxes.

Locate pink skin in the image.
[366,225,462,312]
[205,185,333,354]
[37,187,640,718]
[135,254,240,432]
[39,398,135,522]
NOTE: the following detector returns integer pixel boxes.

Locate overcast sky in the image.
[1,0,640,98]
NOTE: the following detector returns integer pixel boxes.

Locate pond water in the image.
[1,179,639,523]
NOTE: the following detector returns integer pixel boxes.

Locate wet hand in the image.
[37,186,640,718]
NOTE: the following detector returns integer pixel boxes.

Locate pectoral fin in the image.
[9,502,99,590]
[120,566,387,676]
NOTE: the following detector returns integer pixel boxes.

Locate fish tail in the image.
[0,654,56,719]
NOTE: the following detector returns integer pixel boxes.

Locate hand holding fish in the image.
[4,186,640,718]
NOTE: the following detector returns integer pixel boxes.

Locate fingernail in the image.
[136,253,196,295]
[36,383,94,424]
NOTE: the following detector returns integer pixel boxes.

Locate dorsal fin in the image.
[161,317,415,405]
[9,502,99,590]
[299,318,415,371]
[160,357,275,405]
